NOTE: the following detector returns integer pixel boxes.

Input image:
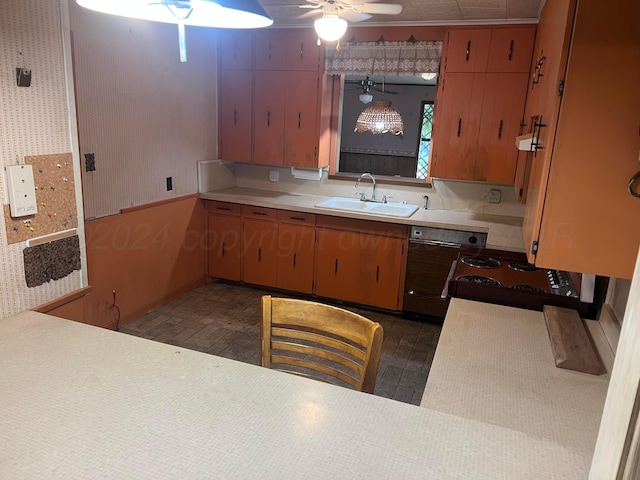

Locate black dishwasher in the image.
[403,226,487,319]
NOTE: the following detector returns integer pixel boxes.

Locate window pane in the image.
[417,103,434,179]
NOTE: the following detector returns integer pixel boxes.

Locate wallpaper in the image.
[0,0,84,318]
[69,3,218,219]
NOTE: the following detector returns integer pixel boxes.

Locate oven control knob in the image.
[468,235,478,244]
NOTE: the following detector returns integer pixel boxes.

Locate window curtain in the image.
[324,40,443,77]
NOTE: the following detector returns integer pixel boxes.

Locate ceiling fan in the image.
[292,0,403,42]
[345,76,399,103]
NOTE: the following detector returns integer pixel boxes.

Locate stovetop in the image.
[448,248,587,313]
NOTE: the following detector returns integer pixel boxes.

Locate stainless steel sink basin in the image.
[315,197,419,218]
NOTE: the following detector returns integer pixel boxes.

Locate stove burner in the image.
[456,275,501,287]
[460,256,502,268]
[508,261,541,272]
[511,284,546,293]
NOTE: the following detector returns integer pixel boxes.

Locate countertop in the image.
[421,298,613,468]
[200,187,525,251]
[2,311,592,479]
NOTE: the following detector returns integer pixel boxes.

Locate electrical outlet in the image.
[166,177,173,191]
[269,170,279,182]
[488,189,501,204]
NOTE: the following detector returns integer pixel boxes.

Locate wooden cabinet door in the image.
[358,235,405,310]
[254,70,286,165]
[284,71,320,167]
[445,29,491,72]
[277,223,315,294]
[314,229,359,302]
[431,73,485,180]
[255,30,288,70]
[219,69,253,162]
[243,218,278,288]
[487,28,536,73]
[207,213,243,281]
[474,73,529,184]
[285,30,321,71]
[218,30,254,70]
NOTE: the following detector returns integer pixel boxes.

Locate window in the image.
[416,102,434,180]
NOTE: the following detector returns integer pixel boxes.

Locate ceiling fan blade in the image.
[339,10,372,22]
[353,3,402,15]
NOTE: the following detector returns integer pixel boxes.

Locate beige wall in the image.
[0,0,85,318]
[69,2,218,219]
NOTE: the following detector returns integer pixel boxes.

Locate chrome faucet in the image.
[355,173,377,202]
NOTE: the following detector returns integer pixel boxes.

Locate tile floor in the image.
[120,281,442,406]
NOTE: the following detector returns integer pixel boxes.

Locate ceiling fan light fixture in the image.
[314,15,348,42]
[355,100,404,135]
[358,92,373,104]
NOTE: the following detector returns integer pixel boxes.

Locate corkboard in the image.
[23,235,81,288]
[4,153,78,244]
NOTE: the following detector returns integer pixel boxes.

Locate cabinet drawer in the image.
[242,205,277,220]
[205,201,242,216]
[277,210,316,225]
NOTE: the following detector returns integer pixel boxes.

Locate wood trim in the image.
[328,172,433,188]
[316,215,408,238]
[27,228,77,247]
[119,193,199,214]
[33,286,93,313]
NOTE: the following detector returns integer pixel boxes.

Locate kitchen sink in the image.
[315,197,419,218]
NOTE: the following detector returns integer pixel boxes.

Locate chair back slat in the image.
[271,339,364,376]
[271,355,361,389]
[271,326,367,361]
[261,296,383,393]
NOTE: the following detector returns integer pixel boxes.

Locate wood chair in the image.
[261,295,384,394]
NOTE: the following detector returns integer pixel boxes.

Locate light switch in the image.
[6,165,37,217]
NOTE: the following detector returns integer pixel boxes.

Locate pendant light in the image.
[76,0,273,62]
[354,79,404,135]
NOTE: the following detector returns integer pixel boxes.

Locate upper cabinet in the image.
[520,0,640,279]
[431,26,535,183]
[446,27,535,73]
[217,28,327,168]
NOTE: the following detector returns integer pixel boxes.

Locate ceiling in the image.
[260,0,544,27]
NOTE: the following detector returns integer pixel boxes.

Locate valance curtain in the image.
[324,40,443,77]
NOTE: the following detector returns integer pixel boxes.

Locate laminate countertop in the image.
[421,298,614,474]
[200,187,525,252]
[2,311,595,479]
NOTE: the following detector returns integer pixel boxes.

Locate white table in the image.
[1,311,592,478]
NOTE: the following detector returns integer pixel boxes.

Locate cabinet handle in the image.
[221,242,226,257]
[508,40,514,61]
[268,41,272,60]
[457,118,462,137]
[298,112,302,128]
[289,216,306,221]
[300,42,304,60]
[334,259,338,275]
[498,120,503,139]
[216,206,231,211]
[258,248,262,262]
[252,211,267,216]
[629,171,640,198]
[376,266,379,283]
[293,253,297,268]
[233,108,238,125]
[466,40,471,61]
[267,110,271,127]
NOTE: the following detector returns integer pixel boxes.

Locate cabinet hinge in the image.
[314,146,317,158]
[557,80,565,96]
[531,240,539,255]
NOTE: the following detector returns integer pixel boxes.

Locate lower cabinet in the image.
[315,217,408,311]
[207,202,243,281]
[242,206,279,288]
[205,201,408,311]
[276,211,316,294]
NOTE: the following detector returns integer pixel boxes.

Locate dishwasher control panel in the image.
[410,226,487,248]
